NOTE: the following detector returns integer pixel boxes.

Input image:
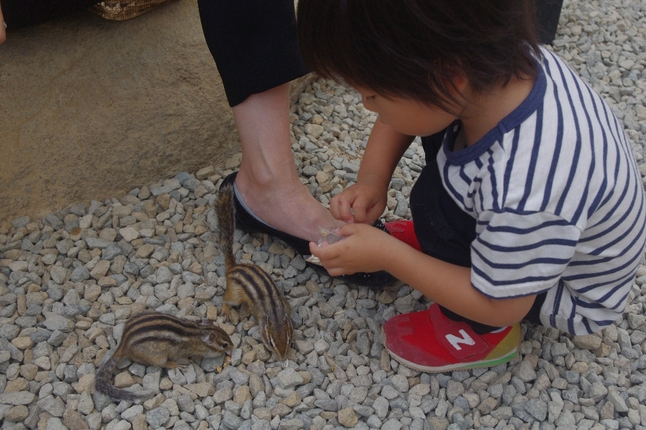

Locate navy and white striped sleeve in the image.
[470,210,580,299]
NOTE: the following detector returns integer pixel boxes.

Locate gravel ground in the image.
[2,0,646,429]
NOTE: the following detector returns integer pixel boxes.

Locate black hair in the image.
[297,0,541,109]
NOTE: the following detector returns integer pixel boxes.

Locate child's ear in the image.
[446,68,469,95]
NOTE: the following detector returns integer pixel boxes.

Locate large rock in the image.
[0,0,311,223]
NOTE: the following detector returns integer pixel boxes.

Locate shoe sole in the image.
[387,347,517,373]
[381,327,518,373]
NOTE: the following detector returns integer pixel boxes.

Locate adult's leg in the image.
[232,83,343,242]
[198,0,341,242]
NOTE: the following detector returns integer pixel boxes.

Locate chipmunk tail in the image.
[216,182,238,270]
[95,352,150,403]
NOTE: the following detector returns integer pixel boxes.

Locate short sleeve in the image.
[470,210,582,298]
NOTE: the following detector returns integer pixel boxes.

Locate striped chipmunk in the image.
[216,182,293,360]
[95,312,232,402]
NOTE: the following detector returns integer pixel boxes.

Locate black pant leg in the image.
[410,133,476,268]
[536,0,563,45]
[197,0,308,107]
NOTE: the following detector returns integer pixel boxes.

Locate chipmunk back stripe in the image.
[123,316,205,344]
[136,334,185,345]
[231,265,281,305]
[128,323,201,340]
[231,265,289,326]
[125,313,179,331]
[124,314,184,331]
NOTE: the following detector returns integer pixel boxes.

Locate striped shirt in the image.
[438,47,646,335]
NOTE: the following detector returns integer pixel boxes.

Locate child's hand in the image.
[329,180,387,224]
[308,223,394,276]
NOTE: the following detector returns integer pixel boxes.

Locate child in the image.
[297,0,646,372]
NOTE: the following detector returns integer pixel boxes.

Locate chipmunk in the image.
[216,182,293,360]
[95,311,232,402]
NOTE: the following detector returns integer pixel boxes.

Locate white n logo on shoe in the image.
[446,329,476,351]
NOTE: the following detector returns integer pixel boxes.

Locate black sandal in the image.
[219,172,398,288]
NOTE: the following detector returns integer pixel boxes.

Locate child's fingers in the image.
[349,196,383,224]
[309,242,346,275]
[345,200,366,223]
[330,194,356,222]
[309,226,378,275]
[335,222,359,237]
[309,240,337,258]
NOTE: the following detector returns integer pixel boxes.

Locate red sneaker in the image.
[384,220,422,251]
[383,303,520,373]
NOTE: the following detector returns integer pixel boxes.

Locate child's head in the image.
[297,0,541,110]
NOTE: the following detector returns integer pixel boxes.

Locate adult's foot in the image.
[233,167,342,243]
